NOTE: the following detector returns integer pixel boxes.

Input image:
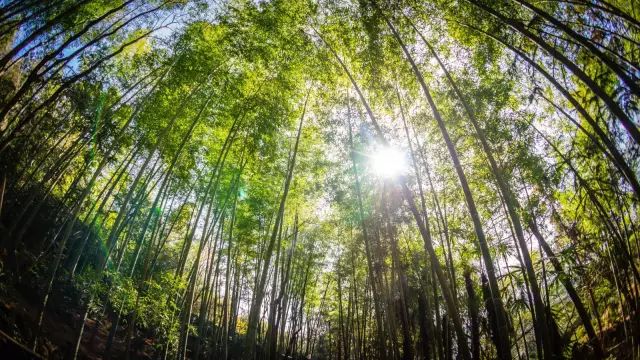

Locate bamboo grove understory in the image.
[0,0,638,359]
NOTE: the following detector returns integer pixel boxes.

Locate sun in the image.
[369,145,408,178]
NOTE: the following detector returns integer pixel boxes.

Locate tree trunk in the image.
[385,16,507,360]
[245,95,308,358]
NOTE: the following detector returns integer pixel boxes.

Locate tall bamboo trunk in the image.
[245,96,307,358]
[385,16,507,360]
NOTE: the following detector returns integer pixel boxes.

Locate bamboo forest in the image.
[1,0,639,359]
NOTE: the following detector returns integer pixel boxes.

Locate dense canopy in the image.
[0,0,638,359]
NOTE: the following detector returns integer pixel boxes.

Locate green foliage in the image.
[1,0,638,358]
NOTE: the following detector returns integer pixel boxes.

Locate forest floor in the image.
[0,275,637,360]
[0,214,637,359]
[0,272,155,359]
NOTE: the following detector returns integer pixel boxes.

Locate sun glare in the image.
[370,146,408,178]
